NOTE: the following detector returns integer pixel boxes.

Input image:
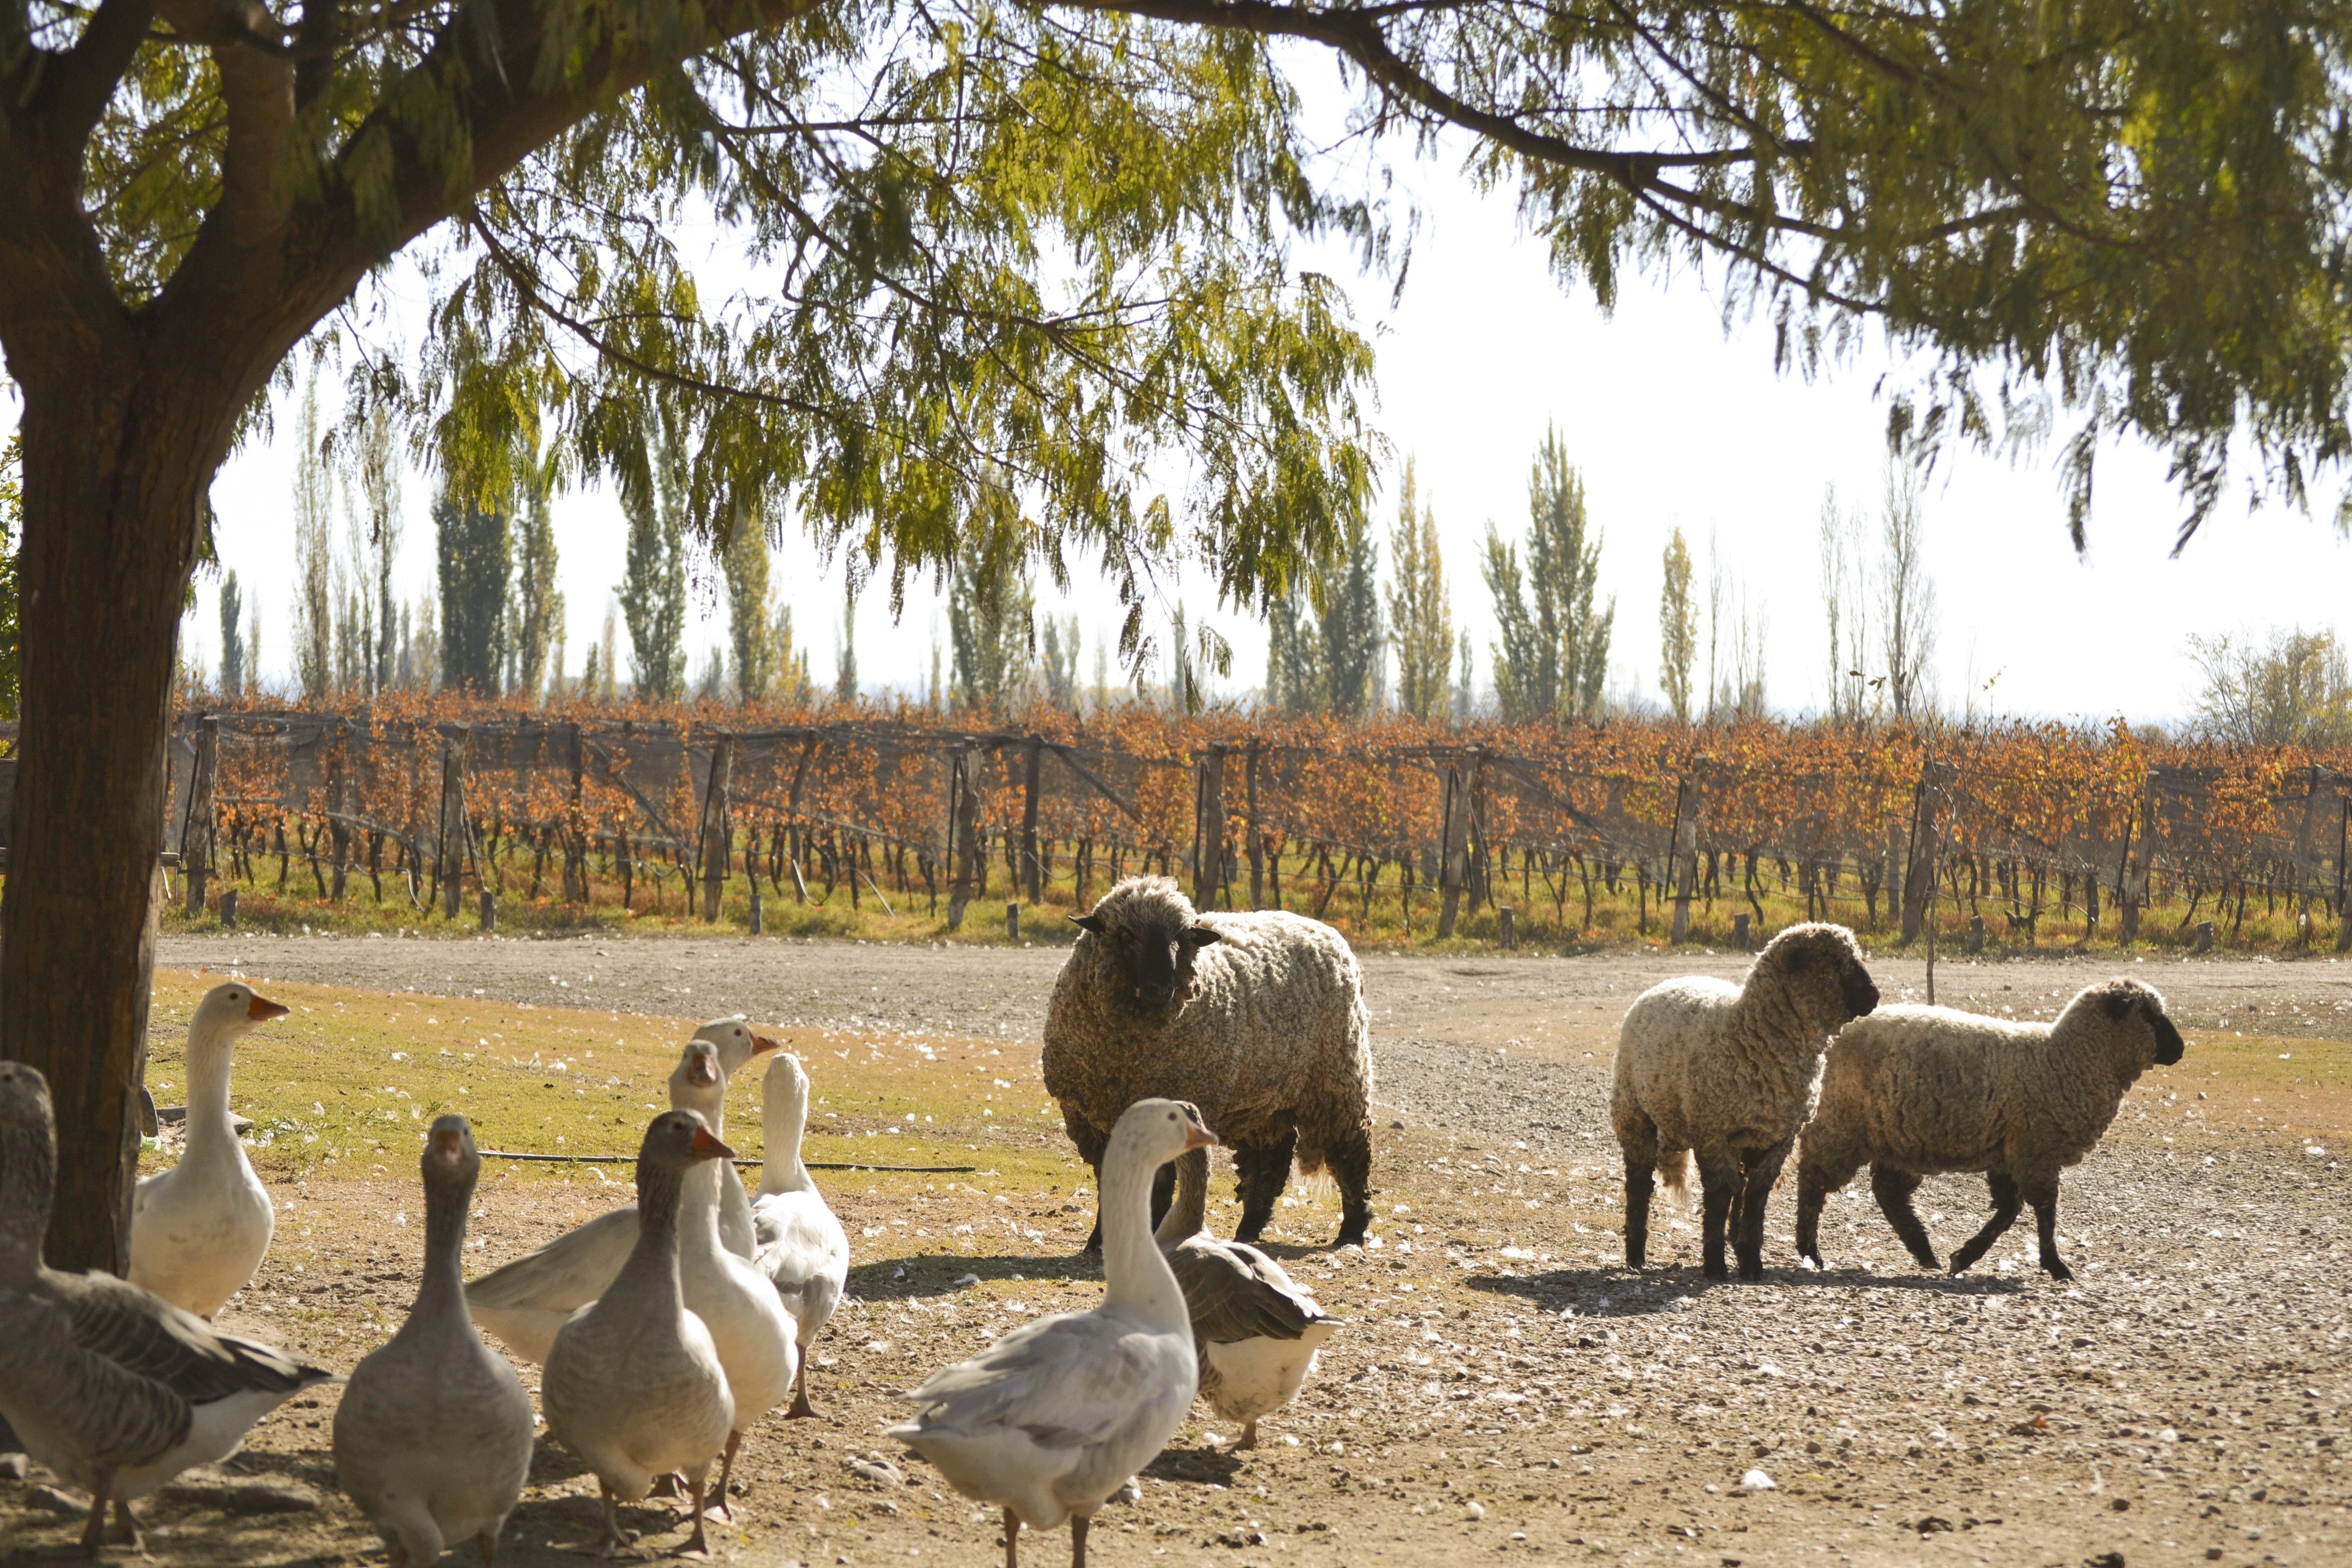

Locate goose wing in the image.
[1170,1240,1330,1344]
[465,1205,636,1312]
[901,1314,1176,1448]
[61,1272,329,1403]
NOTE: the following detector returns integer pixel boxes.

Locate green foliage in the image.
[291,379,336,703]
[512,465,564,701]
[949,501,1034,711]
[1319,506,1383,718]
[216,571,243,697]
[436,492,512,695]
[722,507,774,703]
[1265,588,1324,716]
[1386,457,1452,720]
[1658,527,1695,723]
[1039,616,1081,711]
[618,443,688,701]
[1484,429,1613,721]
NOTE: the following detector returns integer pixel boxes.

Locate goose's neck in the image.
[181,1027,241,1155]
[0,1107,54,1276]
[1100,1147,1190,1332]
[412,1171,474,1322]
[758,1090,814,1196]
[1154,1148,1208,1247]
[615,1160,689,1306]
[678,1158,726,1259]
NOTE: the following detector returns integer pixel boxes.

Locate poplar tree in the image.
[216,571,243,697]
[1320,509,1384,718]
[722,512,774,703]
[512,467,564,703]
[619,446,688,701]
[1658,527,1697,723]
[1386,458,1453,720]
[1483,430,1613,720]
[290,378,335,703]
[949,510,1034,711]
[435,491,510,694]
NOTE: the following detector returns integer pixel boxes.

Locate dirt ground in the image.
[3,935,2345,1567]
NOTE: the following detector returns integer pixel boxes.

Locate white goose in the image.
[0,1062,337,1556]
[464,1018,778,1364]
[749,1051,848,1418]
[334,1114,535,1568]
[128,981,289,1318]
[542,1110,737,1558]
[662,1041,798,1510]
[890,1098,1214,1568]
[1155,1146,1339,1450]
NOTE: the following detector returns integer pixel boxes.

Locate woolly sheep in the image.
[1795,978,2187,1280]
[1043,877,1374,1250]
[1610,924,1880,1281]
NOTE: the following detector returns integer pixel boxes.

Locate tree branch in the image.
[154,0,294,245]
[25,0,159,151]
[1050,0,1795,189]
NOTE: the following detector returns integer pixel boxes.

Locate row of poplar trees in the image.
[1266,424,1616,723]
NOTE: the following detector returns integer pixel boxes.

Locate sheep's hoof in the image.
[1701,1260,1728,1282]
[2041,1256,2074,1282]
[1736,1259,1764,1283]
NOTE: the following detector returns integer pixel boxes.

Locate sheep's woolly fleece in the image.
[1800,977,2188,1185]
[1041,878,1371,1172]
[1608,922,1875,1193]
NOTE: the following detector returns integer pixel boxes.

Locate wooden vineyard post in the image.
[2337,789,2351,951]
[1668,773,1698,945]
[1732,912,1751,950]
[1244,740,1263,909]
[948,744,984,930]
[698,733,734,923]
[1021,736,1043,905]
[1899,757,1937,946]
[181,715,218,916]
[1006,901,1021,942]
[1193,744,1227,910]
[434,725,474,920]
[785,730,819,905]
[326,722,351,901]
[1498,905,1516,949]
[1436,755,1468,938]
[2120,772,2155,949]
[563,723,589,905]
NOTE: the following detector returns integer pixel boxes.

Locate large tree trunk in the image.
[2,357,215,1274]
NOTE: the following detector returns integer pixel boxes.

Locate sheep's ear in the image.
[1070,913,1108,935]
[1180,924,1221,949]
[2103,989,2136,1022]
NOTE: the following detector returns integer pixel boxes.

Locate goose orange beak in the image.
[751,1032,783,1056]
[430,1126,464,1160]
[1183,1123,1219,1153]
[247,993,290,1021]
[691,1126,737,1162]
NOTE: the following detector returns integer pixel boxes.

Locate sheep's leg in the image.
[1231,1131,1298,1244]
[1697,1152,1741,1280]
[1325,1124,1374,1248]
[1794,1143,1858,1269]
[1947,1171,2023,1276]
[1732,1141,1791,1282]
[1070,1117,1112,1255]
[2026,1179,2072,1281]
[1622,1153,1656,1269]
[1150,1160,1177,1234]
[1870,1164,1940,1270]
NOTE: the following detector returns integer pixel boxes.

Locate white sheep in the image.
[1610,924,1881,1280]
[1795,978,2187,1280]
[1044,877,1374,1250]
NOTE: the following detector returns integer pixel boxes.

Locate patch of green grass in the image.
[141,969,1085,1204]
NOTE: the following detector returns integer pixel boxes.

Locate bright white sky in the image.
[94,60,2352,723]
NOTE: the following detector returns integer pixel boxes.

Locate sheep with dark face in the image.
[1042,877,1374,1251]
[1610,923,1881,1281]
[1796,978,2187,1280]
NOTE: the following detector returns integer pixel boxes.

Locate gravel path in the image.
[109,931,2349,1568]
